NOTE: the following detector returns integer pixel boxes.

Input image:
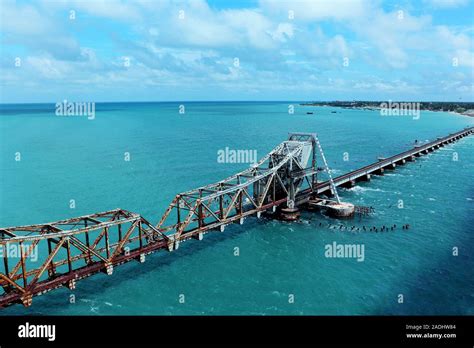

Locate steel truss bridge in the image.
[0,127,472,308]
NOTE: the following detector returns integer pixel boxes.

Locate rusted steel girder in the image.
[0,209,169,308]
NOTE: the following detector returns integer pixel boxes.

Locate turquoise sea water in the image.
[0,102,473,315]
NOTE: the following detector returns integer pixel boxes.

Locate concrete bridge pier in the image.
[167,238,175,252]
[279,207,300,221]
[324,188,335,198]
[193,232,204,241]
[327,202,355,218]
[342,180,356,188]
[67,279,76,290]
[20,293,33,308]
[374,168,384,175]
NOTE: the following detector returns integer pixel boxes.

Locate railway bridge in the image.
[0,126,472,308]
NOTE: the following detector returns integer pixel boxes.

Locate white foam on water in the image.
[467,198,473,201]
[80,299,94,303]
[384,173,402,177]
[347,186,386,194]
[428,198,436,201]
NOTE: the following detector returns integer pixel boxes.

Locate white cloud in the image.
[259,0,373,21]
[1,0,473,102]
[424,0,469,8]
[269,23,294,42]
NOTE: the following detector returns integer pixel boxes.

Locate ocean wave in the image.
[347,186,386,194]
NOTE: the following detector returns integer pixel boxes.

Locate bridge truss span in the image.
[0,209,169,307]
[157,133,320,249]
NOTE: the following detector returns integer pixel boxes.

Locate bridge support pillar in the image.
[105,263,114,275]
[344,180,356,188]
[327,202,355,218]
[360,174,371,181]
[193,232,205,240]
[279,207,300,221]
[325,188,335,197]
[67,279,76,290]
[374,168,384,175]
[21,293,33,307]
[407,156,415,161]
[167,240,174,252]
[239,217,245,225]
[139,253,146,263]
[220,224,226,232]
[174,240,180,250]
[388,163,396,169]
[256,211,262,218]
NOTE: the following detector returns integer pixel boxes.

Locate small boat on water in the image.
[306,112,314,114]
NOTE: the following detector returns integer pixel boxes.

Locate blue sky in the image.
[0,0,473,103]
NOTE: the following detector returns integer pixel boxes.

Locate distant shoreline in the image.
[300,101,474,118]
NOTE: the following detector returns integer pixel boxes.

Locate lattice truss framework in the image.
[157,133,319,248]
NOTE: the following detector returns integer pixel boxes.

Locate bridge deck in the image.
[311,127,474,196]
